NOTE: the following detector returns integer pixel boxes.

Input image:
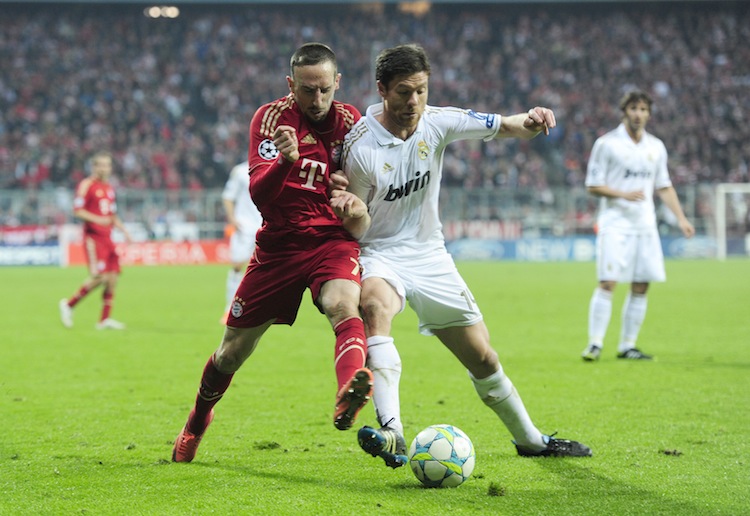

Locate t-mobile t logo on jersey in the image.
[299,158,327,190]
[384,170,431,201]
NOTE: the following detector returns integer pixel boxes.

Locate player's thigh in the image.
[410,265,482,336]
[360,255,407,319]
[229,257,307,326]
[634,232,666,282]
[308,239,362,303]
[229,231,254,264]
[317,277,361,321]
[596,231,636,281]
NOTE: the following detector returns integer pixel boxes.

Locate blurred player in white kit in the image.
[582,90,695,361]
[220,160,263,323]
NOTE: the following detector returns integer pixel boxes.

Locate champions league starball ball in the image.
[408,424,475,488]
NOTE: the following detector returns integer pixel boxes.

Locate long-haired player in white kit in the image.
[581,90,695,361]
[337,44,592,468]
[220,160,263,324]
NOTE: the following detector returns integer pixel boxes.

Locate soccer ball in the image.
[408,424,475,488]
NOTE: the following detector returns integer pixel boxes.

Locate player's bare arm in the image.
[273,125,300,162]
[587,185,645,201]
[74,208,113,226]
[330,189,371,240]
[497,107,556,139]
[656,186,695,238]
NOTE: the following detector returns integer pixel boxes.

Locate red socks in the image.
[187,356,234,435]
[333,317,367,391]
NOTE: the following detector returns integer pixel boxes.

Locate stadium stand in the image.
[0,2,748,231]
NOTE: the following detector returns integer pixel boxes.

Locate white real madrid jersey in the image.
[585,124,672,233]
[343,103,500,255]
[222,161,263,231]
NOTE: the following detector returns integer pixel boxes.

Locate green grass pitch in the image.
[1,260,748,514]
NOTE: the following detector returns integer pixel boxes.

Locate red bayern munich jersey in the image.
[248,94,361,250]
[73,177,117,238]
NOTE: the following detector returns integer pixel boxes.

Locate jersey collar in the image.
[365,103,423,146]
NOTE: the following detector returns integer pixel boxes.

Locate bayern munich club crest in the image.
[231,300,244,318]
[258,139,280,160]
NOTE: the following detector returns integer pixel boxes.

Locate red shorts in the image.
[228,237,361,328]
[84,234,121,275]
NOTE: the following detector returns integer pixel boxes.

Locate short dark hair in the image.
[619,90,653,113]
[375,44,431,87]
[290,43,337,78]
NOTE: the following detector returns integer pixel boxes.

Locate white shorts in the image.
[229,229,256,264]
[360,248,483,336]
[596,229,666,283]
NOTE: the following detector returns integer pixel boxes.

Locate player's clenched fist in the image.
[273,125,300,162]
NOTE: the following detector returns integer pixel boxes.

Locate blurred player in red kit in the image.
[59,151,132,330]
[172,43,373,462]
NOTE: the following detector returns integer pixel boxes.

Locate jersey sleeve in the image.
[437,107,501,145]
[653,139,672,189]
[585,137,609,187]
[342,127,373,205]
[247,102,296,209]
[72,178,92,210]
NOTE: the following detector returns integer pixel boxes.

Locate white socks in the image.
[366,336,403,434]
[588,287,613,347]
[470,368,545,450]
[619,292,647,353]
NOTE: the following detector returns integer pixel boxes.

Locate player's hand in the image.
[329,170,349,193]
[622,190,646,202]
[680,219,696,238]
[524,107,556,136]
[330,190,366,219]
[273,125,300,162]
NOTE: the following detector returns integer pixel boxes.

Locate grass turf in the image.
[1,260,748,515]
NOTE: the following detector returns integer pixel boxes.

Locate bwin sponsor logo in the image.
[384,170,431,201]
[624,169,652,179]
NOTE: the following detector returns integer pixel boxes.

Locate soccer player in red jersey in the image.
[59,151,132,330]
[172,43,373,463]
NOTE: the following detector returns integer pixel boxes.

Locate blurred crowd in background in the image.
[1,2,748,198]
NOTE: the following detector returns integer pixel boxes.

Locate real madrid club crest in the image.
[417,140,429,160]
[258,139,280,161]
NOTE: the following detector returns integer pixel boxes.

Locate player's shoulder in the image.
[76,176,95,194]
[333,101,361,129]
[252,95,296,135]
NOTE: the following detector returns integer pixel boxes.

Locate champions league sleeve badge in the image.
[258,139,280,160]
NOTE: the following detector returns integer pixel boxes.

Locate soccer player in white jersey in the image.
[220,160,263,323]
[581,90,695,361]
[338,44,592,467]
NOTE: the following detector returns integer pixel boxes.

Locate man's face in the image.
[623,100,650,133]
[288,61,340,123]
[91,155,113,181]
[378,71,429,136]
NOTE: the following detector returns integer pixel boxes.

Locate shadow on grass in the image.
[521,457,734,515]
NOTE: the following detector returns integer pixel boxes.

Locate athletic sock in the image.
[588,287,613,347]
[225,269,243,311]
[619,292,648,353]
[67,285,92,308]
[187,355,234,435]
[470,368,545,450]
[100,289,113,321]
[366,336,403,435]
[333,317,367,391]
